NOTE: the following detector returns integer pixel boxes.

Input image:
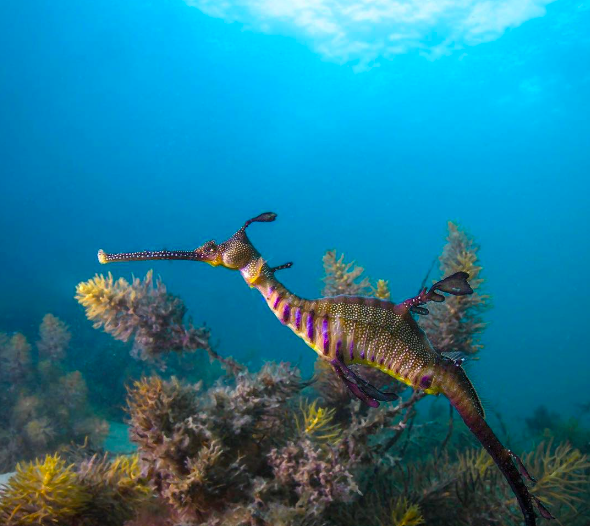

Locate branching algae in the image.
[97,212,554,526]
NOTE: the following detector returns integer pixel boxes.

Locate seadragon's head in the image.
[98,212,278,272]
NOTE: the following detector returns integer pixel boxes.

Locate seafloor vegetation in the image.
[0,223,588,525]
[0,314,109,473]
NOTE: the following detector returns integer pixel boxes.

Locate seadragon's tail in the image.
[441,363,553,526]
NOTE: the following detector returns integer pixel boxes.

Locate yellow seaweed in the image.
[0,454,86,525]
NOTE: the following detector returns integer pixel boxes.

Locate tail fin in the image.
[445,367,550,526]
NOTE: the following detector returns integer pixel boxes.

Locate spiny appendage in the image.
[97,248,199,264]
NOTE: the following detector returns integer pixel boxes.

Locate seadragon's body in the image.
[97,212,553,526]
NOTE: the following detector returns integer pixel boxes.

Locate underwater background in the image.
[0,0,589,524]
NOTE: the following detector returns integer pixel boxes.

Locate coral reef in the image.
[122,360,590,526]
[420,222,490,356]
[76,270,241,373]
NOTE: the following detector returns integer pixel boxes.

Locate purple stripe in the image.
[322,318,330,355]
[306,311,315,341]
[266,286,276,300]
[379,356,385,366]
[349,339,354,360]
[295,308,302,330]
[420,375,432,389]
[282,303,291,324]
[336,339,342,360]
[273,295,281,310]
[360,348,365,360]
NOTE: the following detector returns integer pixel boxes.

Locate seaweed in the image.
[0,332,32,383]
[37,314,71,362]
[372,279,391,301]
[295,399,342,443]
[76,453,152,525]
[385,440,589,526]
[3,221,585,525]
[0,454,87,525]
[0,452,151,526]
[0,316,109,472]
[322,250,372,297]
[121,358,438,524]
[387,497,426,526]
[420,222,490,357]
[76,270,241,374]
[125,364,305,524]
[526,405,590,454]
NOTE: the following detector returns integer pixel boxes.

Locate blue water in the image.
[1,0,589,427]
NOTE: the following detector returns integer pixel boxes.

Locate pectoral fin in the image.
[331,358,399,407]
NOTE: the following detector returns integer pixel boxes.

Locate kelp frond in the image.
[372,279,391,301]
[421,222,490,356]
[388,442,590,525]
[36,314,71,362]
[457,447,495,479]
[76,453,152,525]
[322,250,372,296]
[75,271,241,373]
[295,399,341,443]
[388,497,426,526]
[0,454,86,525]
[75,271,199,356]
[526,440,590,512]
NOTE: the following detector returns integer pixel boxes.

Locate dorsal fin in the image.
[441,351,466,365]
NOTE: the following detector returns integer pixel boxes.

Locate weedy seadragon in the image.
[98,212,554,526]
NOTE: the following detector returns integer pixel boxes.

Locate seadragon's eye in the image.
[199,240,216,253]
